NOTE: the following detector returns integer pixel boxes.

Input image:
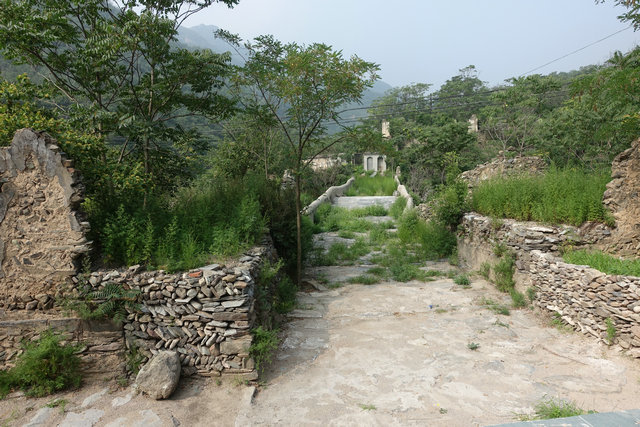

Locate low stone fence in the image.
[0,237,277,380]
[394,174,414,211]
[90,237,277,379]
[0,317,125,377]
[458,213,639,357]
[303,177,354,221]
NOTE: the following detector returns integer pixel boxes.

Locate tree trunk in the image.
[295,172,302,287]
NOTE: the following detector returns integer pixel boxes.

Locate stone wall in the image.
[459,155,547,190]
[303,177,355,222]
[458,213,639,357]
[0,129,89,308]
[85,238,277,379]
[0,317,125,377]
[601,138,640,258]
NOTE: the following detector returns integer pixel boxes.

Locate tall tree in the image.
[220,32,379,284]
[0,0,238,198]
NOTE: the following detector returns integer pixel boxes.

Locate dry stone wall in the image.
[458,213,640,357]
[459,155,547,190]
[86,238,277,379]
[0,129,89,308]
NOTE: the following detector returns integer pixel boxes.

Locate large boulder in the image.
[134,351,181,399]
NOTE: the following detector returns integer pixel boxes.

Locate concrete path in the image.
[332,196,397,210]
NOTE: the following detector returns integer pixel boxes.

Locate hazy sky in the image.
[186,0,640,89]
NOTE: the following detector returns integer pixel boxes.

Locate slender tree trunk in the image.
[295,171,302,287]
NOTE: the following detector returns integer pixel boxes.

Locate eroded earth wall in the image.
[602,138,640,258]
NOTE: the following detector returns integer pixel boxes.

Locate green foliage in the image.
[389,197,407,219]
[605,318,616,345]
[249,327,279,374]
[347,275,380,285]
[314,204,385,233]
[480,297,510,316]
[397,210,457,259]
[467,342,480,351]
[471,167,613,226]
[563,250,640,277]
[454,274,470,286]
[274,276,297,314]
[125,343,145,376]
[526,287,537,303]
[345,175,397,196]
[531,397,588,420]
[479,262,491,280]
[66,282,140,322]
[510,290,527,308]
[494,254,516,292]
[0,330,82,398]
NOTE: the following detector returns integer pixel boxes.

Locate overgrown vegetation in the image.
[346,175,397,196]
[521,397,591,420]
[64,282,140,322]
[0,330,82,398]
[563,250,640,277]
[249,326,280,374]
[471,167,613,226]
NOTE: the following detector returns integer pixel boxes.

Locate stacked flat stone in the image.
[458,213,640,358]
[86,239,276,379]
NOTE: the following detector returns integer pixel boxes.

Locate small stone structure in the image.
[601,138,640,258]
[303,177,355,222]
[0,129,89,308]
[458,213,640,356]
[393,170,413,211]
[93,238,277,379]
[459,155,547,191]
[363,153,387,173]
[308,156,343,171]
[467,114,479,133]
[381,120,391,139]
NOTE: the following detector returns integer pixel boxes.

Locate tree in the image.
[596,0,640,30]
[432,65,489,122]
[0,0,238,200]
[220,32,379,284]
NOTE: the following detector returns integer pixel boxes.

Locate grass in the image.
[454,274,470,286]
[467,342,480,350]
[471,166,613,226]
[480,297,510,315]
[389,196,407,219]
[526,397,592,420]
[346,175,396,196]
[605,318,616,345]
[563,249,640,277]
[358,403,377,411]
[314,204,388,234]
[397,210,457,259]
[0,330,82,398]
[347,275,380,285]
[479,262,491,280]
[550,312,573,333]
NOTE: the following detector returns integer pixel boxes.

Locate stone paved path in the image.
[241,196,640,426]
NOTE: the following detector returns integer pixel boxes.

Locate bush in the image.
[0,330,82,398]
[249,327,279,374]
[397,210,456,259]
[471,167,613,226]
[389,197,407,219]
[532,397,589,420]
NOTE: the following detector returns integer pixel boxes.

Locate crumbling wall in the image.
[601,138,640,258]
[458,213,639,357]
[459,155,547,191]
[0,129,89,309]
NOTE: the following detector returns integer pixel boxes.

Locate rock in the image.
[220,336,252,355]
[135,351,181,399]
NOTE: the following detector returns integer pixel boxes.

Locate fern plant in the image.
[66,283,140,322]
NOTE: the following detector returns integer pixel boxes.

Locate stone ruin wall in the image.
[458,213,640,357]
[0,129,276,380]
[601,138,640,258]
[458,154,547,191]
[0,128,89,310]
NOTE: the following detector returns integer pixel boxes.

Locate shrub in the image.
[389,197,407,219]
[274,276,297,314]
[494,254,516,292]
[0,330,82,398]
[471,167,613,226]
[454,274,470,286]
[65,282,140,322]
[397,210,456,259]
[250,327,279,374]
[510,289,527,308]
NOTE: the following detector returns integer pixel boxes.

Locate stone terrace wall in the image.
[0,129,89,309]
[530,250,640,356]
[458,213,639,357]
[87,237,277,379]
[601,138,640,258]
[459,155,547,191]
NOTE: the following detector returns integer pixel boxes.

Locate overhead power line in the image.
[519,25,633,77]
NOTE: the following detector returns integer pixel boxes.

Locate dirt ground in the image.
[3,269,640,427]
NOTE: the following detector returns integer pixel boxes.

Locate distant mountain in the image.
[177,24,394,125]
